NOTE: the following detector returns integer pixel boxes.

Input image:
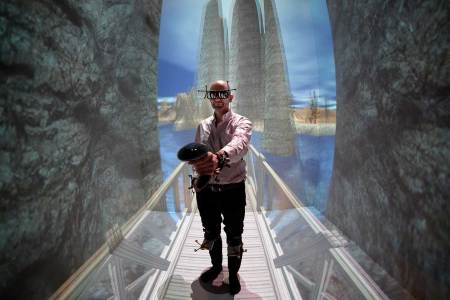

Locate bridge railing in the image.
[246,145,389,300]
[50,162,195,300]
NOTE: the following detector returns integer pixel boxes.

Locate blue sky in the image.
[157,0,336,109]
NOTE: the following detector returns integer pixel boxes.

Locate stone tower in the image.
[229,0,264,123]
[262,0,296,156]
[197,0,228,120]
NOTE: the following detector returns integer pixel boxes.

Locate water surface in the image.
[158,124,335,213]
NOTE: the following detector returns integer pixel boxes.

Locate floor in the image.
[163,207,277,299]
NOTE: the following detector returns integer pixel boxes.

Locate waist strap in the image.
[209,181,244,193]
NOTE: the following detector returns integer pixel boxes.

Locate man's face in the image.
[208,82,233,110]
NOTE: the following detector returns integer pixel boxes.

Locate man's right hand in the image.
[189,151,219,176]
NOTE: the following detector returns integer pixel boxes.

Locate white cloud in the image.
[158,96,176,104]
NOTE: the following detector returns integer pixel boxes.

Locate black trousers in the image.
[196,181,246,247]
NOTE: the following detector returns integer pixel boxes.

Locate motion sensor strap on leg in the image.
[194,238,217,252]
[227,244,247,258]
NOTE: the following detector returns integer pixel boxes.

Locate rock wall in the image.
[326,1,449,299]
[0,0,162,298]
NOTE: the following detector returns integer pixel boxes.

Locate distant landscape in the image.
[292,107,336,124]
[158,102,336,125]
[158,102,177,123]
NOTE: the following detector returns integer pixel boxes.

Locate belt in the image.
[209,181,244,193]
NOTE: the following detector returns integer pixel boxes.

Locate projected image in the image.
[2,0,446,298]
[157,0,336,213]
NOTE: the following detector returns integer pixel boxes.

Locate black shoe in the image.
[200,265,223,282]
[228,274,241,295]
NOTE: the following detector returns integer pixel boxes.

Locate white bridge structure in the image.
[51,145,389,300]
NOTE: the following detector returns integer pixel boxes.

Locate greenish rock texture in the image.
[326,1,449,299]
[0,0,162,298]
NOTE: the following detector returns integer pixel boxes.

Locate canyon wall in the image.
[0,0,163,298]
[326,1,449,299]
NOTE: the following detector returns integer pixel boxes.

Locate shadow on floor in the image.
[190,267,263,299]
[159,267,264,299]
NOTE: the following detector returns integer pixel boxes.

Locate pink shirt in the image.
[195,110,253,184]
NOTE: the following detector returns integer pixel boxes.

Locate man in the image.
[190,80,252,295]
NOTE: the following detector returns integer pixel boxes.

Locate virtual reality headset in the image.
[197,81,236,100]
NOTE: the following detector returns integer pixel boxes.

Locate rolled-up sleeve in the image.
[222,116,252,163]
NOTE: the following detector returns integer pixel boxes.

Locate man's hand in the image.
[189,151,219,176]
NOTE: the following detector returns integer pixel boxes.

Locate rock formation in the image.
[229,0,264,123]
[158,101,176,123]
[262,0,296,156]
[326,1,449,299]
[174,91,197,130]
[194,0,296,155]
[196,0,228,120]
[197,91,214,121]
[0,0,163,298]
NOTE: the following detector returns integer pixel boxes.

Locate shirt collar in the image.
[213,109,232,125]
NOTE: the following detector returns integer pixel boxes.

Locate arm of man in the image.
[220,116,252,164]
[190,124,218,176]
